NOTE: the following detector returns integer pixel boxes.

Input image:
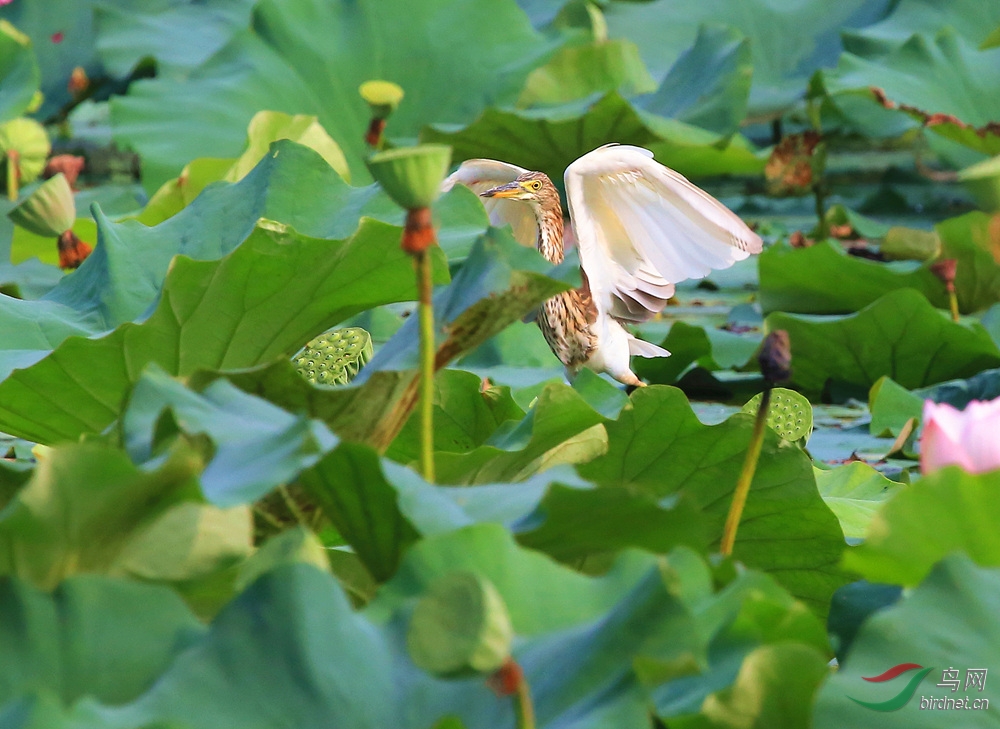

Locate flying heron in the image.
[443,144,763,387]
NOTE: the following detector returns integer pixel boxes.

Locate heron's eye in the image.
[529,180,542,191]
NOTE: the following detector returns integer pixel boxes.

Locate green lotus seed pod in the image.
[366,144,451,210]
[8,173,75,237]
[359,80,405,120]
[742,387,813,443]
[0,117,51,187]
[293,327,373,386]
[407,571,513,677]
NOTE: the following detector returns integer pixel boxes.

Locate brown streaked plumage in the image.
[481,172,606,381]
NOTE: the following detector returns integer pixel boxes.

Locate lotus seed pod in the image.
[0,117,51,188]
[742,387,813,443]
[359,80,405,120]
[293,327,373,386]
[407,571,513,677]
[366,144,451,210]
[8,172,75,237]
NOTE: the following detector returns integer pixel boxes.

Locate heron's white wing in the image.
[442,159,537,248]
[565,144,763,322]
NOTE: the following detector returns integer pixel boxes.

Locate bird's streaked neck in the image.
[532,197,564,264]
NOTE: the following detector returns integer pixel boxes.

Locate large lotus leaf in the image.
[604,0,892,118]
[0,441,251,591]
[386,369,524,464]
[822,28,1000,154]
[841,0,1000,57]
[758,242,947,315]
[122,366,337,507]
[0,574,204,707]
[0,220,447,445]
[138,111,352,227]
[765,289,1000,395]
[815,463,904,541]
[514,483,709,564]
[635,23,752,137]
[0,140,462,362]
[297,442,421,583]
[937,211,1000,314]
[636,549,829,727]
[814,554,1000,729]
[96,556,693,729]
[518,38,656,107]
[110,0,555,191]
[94,0,256,79]
[431,382,608,485]
[843,467,1000,586]
[424,92,765,186]
[0,20,40,124]
[577,386,848,615]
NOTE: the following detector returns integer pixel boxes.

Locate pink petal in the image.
[958,398,1000,474]
[920,401,974,474]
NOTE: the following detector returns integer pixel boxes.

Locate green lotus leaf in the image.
[765,289,1000,395]
[0,19,40,123]
[110,0,555,191]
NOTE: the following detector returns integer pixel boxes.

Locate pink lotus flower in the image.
[920,397,1000,474]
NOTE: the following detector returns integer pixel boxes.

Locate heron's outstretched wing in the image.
[564,144,762,322]
[441,159,537,248]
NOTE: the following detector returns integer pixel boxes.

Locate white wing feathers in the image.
[441,159,537,249]
[565,144,763,322]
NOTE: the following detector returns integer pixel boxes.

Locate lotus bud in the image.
[920,397,1000,475]
[758,329,792,385]
[293,327,373,386]
[366,144,451,211]
[407,571,513,677]
[0,117,51,199]
[8,173,75,237]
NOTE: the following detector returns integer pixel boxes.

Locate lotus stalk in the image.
[721,330,792,556]
[359,80,404,150]
[930,259,959,322]
[367,144,451,482]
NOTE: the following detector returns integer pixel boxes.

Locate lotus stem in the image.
[405,208,437,483]
[491,659,535,729]
[721,386,770,556]
[6,150,19,201]
[947,286,960,322]
[365,118,387,150]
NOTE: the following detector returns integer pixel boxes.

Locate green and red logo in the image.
[848,663,934,711]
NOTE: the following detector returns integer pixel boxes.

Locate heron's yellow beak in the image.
[480,181,527,199]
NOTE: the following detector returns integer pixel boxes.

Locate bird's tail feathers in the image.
[628,336,670,358]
